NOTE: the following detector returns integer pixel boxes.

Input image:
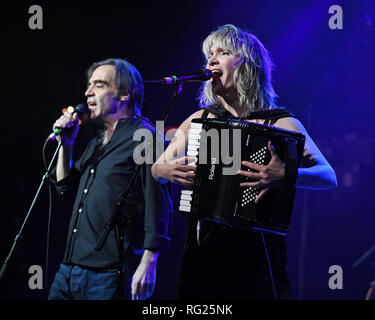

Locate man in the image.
[48,58,172,300]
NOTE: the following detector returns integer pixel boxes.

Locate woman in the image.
[152,25,337,299]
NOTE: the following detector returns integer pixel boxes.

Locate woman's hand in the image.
[152,156,196,186]
[237,141,285,203]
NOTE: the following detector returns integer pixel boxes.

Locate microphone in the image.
[161,68,212,85]
[48,103,88,141]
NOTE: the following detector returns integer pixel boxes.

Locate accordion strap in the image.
[201,104,296,124]
[275,138,300,222]
[201,109,210,119]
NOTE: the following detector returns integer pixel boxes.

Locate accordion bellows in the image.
[179,117,305,235]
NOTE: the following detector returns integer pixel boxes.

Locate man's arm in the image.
[52,111,80,180]
[56,144,74,182]
[131,157,173,300]
[49,111,82,198]
[131,249,159,300]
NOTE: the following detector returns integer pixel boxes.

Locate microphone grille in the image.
[75,103,89,115]
[202,68,212,80]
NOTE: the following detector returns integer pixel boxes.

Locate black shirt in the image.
[52,117,172,269]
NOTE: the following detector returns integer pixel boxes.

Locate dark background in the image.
[1,0,374,300]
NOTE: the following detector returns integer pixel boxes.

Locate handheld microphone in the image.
[48,103,88,141]
[161,68,212,85]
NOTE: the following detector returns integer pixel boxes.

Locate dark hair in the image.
[87,58,143,115]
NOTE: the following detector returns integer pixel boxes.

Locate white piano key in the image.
[188,139,200,146]
[181,194,192,201]
[188,145,199,151]
[187,150,198,157]
[189,128,202,135]
[189,133,201,140]
[181,189,193,194]
[190,122,203,129]
[179,205,191,212]
[180,200,191,207]
[181,189,193,195]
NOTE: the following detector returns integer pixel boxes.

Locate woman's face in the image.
[206,45,240,98]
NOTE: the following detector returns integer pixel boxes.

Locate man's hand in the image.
[131,250,159,300]
[52,111,79,145]
[237,141,285,203]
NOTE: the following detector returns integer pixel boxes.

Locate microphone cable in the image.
[260,231,279,300]
[42,137,54,293]
[131,80,172,138]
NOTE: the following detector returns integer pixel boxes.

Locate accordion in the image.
[179,117,305,235]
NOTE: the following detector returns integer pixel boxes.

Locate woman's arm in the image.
[237,117,337,202]
[151,110,205,185]
[273,117,337,190]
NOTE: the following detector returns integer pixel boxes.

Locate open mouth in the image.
[211,69,223,80]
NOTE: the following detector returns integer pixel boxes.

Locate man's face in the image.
[85,64,119,123]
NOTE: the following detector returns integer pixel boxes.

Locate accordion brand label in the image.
[246,134,251,147]
[208,157,217,180]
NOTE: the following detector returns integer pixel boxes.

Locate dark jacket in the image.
[52,117,173,269]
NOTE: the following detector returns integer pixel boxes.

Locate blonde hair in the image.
[199,24,278,115]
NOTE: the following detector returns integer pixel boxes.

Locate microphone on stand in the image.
[161,68,212,85]
[48,103,88,141]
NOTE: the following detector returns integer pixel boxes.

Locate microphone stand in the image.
[0,139,62,281]
[95,84,183,251]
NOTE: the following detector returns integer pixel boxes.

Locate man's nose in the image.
[85,86,94,97]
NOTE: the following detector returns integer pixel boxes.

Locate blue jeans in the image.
[48,264,131,300]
